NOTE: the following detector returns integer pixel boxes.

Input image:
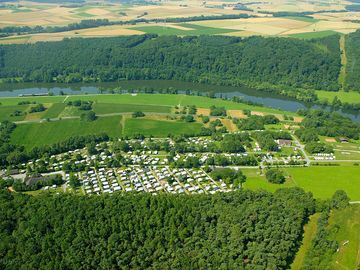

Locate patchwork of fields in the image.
[1,0,360,44]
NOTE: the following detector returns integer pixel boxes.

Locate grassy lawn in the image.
[0,105,28,121]
[93,103,171,114]
[334,150,360,160]
[11,116,122,149]
[328,205,360,270]
[242,168,295,192]
[124,118,202,137]
[288,30,339,39]
[42,103,66,119]
[316,90,360,104]
[243,166,360,200]
[291,213,320,270]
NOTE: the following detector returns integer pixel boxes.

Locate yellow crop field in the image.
[0,0,359,43]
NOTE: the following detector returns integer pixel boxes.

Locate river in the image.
[0,80,359,122]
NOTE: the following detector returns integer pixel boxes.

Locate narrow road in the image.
[292,134,311,166]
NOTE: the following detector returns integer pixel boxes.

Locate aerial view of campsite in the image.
[0,0,360,269]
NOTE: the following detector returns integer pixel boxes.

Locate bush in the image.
[132,111,145,118]
[29,104,46,113]
[80,111,97,122]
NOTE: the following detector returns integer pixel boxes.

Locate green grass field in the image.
[11,116,122,149]
[0,96,65,106]
[93,103,171,114]
[123,118,202,137]
[42,103,66,119]
[316,90,360,104]
[288,30,338,39]
[243,166,360,200]
[284,16,319,23]
[131,23,237,36]
[328,205,360,269]
[0,105,28,121]
[0,94,297,116]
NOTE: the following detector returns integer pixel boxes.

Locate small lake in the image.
[0,80,359,122]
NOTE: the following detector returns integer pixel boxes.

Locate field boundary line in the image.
[63,95,70,103]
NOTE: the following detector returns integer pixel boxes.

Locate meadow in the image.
[0,105,28,122]
[243,166,360,200]
[92,103,171,114]
[123,118,202,137]
[42,103,66,119]
[328,205,360,269]
[316,89,360,104]
[10,116,123,149]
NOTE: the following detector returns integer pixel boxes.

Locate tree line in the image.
[0,34,341,93]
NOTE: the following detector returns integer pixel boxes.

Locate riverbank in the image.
[0,80,359,122]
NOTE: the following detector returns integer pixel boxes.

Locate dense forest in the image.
[0,188,315,269]
[345,29,360,92]
[0,34,341,92]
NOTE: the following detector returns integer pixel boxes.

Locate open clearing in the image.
[11,116,123,150]
[243,166,360,200]
[316,90,360,104]
[123,118,202,137]
[328,205,360,270]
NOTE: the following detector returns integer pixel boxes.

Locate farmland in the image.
[1,0,360,44]
[10,116,123,149]
[123,118,202,137]
[92,103,171,114]
[0,93,294,115]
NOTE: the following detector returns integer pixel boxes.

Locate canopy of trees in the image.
[0,188,315,269]
[345,29,360,92]
[0,35,340,91]
[210,168,246,187]
[297,109,360,140]
[265,168,286,184]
